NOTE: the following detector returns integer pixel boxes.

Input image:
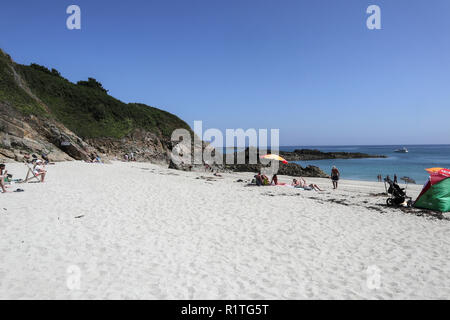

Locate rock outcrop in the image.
[279,149,386,161]
[0,102,91,162]
[222,147,330,177]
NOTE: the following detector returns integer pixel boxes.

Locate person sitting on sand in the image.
[254,171,263,186]
[269,175,286,186]
[1,164,9,193]
[91,154,102,163]
[271,174,279,185]
[41,153,50,165]
[33,160,47,182]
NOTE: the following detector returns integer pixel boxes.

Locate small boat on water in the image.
[394,147,409,153]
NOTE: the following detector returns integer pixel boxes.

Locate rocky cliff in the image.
[0,48,191,163]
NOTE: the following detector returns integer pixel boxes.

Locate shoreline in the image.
[1,159,424,186]
[0,160,426,188]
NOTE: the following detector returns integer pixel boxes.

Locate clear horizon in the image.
[1,0,449,145]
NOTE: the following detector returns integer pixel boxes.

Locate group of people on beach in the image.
[124,152,136,162]
[0,159,47,193]
[253,165,341,191]
[377,173,398,183]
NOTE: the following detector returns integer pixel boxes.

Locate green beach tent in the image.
[414,168,450,212]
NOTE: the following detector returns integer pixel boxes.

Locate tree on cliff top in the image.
[77,78,108,93]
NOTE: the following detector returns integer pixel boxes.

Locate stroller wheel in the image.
[386,198,394,207]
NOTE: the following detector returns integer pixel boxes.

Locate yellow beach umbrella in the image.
[426,168,450,177]
[426,167,445,174]
[260,154,288,164]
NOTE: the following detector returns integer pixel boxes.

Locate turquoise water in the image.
[280,145,450,185]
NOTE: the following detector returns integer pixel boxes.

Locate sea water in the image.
[281,145,450,185]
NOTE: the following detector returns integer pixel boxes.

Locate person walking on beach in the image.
[331,166,340,189]
[394,174,398,184]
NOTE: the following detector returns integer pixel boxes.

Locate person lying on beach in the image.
[270,174,286,186]
[33,160,47,182]
[293,177,323,191]
[0,164,9,193]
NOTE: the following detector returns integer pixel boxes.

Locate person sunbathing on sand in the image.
[33,160,47,182]
[294,177,323,191]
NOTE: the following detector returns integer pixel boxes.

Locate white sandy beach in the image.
[1,161,449,299]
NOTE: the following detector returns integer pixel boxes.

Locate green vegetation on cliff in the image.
[0,49,190,139]
[0,51,47,116]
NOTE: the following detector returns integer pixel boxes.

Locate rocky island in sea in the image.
[278,149,387,161]
[209,147,386,178]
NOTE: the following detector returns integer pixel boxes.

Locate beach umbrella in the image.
[400,177,415,192]
[400,176,416,184]
[437,168,450,177]
[260,154,288,164]
[425,168,450,177]
[426,167,444,174]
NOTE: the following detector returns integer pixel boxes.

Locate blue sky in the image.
[1,0,449,146]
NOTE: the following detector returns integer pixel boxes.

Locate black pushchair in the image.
[384,177,413,207]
